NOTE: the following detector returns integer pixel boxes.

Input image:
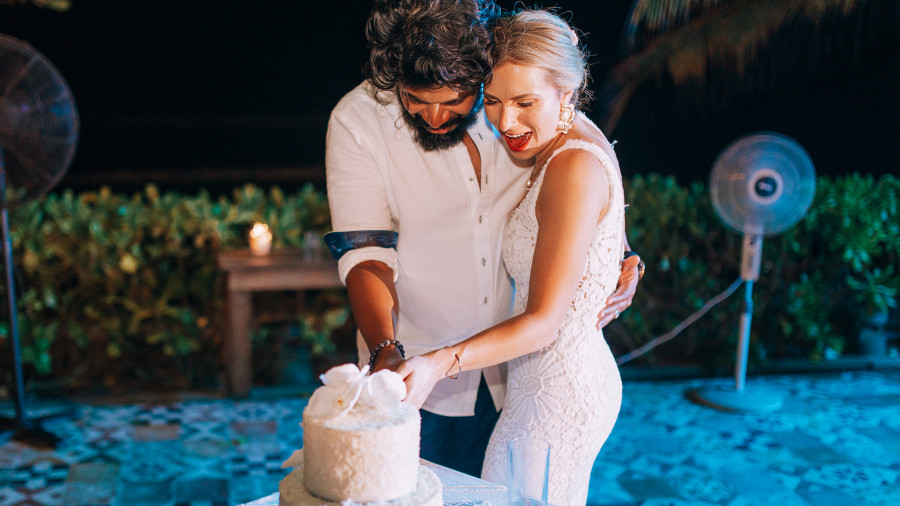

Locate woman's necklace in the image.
[525,133,568,190]
[525,167,540,189]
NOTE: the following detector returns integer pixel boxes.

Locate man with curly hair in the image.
[324,0,640,476]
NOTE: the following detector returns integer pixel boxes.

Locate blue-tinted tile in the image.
[131,423,181,442]
[640,497,718,506]
[629,436,687,456]
[180,439,230,459]
[65,461,118,484]
[616,474,679,500]
[24,484,68,505]
[802,463,899,494]
[62,482,117,505]
[0,369,897,506]
[586,472,636,505]
[229,421,277,439]
[845,393,900,407]
[115,478,174,504]
[793,482,862,506]
[766,430,829,450]
[862,484,900,506]
[665,470,734,503]
[718,465,786,495]
[120,455,183,484]
[230,471,286,505]
[63,463,118,505]
[725,490,811,506]
[172,476,229,503]
[792,446,854,466]
[858,425,900,454]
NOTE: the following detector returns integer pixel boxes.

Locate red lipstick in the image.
[504,132,531,152]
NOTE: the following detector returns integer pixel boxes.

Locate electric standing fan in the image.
[0,33,79,447]
[688,132,815,412]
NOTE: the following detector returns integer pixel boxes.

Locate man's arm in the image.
[345,260,404,372]
[325,91,405,370]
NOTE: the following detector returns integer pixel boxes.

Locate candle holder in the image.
[249,222,273,256]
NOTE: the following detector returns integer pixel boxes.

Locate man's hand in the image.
[597,255,641,329]
[371,345,405,373]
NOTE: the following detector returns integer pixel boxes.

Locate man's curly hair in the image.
[364,0,500,91]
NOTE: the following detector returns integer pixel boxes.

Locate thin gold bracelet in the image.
[448,353,461,380]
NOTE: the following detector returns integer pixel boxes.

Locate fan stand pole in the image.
[0,162,65,449]
[688,234,783,412]
[1,204,29,426]
[734,280,754,391]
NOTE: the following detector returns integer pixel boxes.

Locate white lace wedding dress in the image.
[481,139,624,505]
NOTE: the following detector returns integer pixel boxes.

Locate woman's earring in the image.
[557,103,575,134]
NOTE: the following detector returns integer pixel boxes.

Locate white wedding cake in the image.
[279,364,442,505]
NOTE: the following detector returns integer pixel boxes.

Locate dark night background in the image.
[1,0,897,195]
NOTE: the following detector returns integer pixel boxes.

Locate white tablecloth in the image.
[240,459,507,505]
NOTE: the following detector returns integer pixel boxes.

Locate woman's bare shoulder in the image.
[543,142,610,194]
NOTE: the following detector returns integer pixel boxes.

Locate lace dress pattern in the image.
[481,140,624,505]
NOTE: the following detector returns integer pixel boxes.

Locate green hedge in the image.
[0,175,897,390]
[0,183,333,390]
[609,173,899,370]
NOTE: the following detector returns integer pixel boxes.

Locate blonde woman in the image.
[398,8,626,504]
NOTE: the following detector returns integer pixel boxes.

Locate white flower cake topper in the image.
[359,369,407,413]
[305,363,407,419]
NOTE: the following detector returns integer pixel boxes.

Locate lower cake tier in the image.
[278,465,442,506]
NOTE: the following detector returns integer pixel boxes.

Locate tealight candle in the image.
[249,222,273,256]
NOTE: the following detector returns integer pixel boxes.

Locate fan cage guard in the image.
[0,33,79,208]
[710,132,816,238]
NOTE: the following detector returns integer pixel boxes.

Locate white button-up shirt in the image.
[325,82,531,416]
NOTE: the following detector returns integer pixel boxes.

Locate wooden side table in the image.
[217,249,342,398]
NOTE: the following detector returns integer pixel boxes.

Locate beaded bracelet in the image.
[368,339,405,369]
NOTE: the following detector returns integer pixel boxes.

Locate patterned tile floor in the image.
[1,368,898,505]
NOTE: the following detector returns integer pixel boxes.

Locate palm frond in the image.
[0,0,71,11]
[625,0,727,51]
[602,0,897,132]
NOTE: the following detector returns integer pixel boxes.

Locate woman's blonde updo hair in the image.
[489,9,591,108]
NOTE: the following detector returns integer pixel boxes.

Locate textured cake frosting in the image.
[279,464,442,506]
[279,364,442,505]
[302,401,420,501]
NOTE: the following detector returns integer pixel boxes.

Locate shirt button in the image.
[483,297,488,305]
[469,176,474,182]
[478,215,483,223]
[481,258,486,266]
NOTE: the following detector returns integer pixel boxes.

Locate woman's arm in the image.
[398,149,610,407]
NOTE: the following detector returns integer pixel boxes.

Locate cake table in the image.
[239,459,507,505]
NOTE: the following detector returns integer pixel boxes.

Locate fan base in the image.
[686,385,783,413]
[0,405,79,449]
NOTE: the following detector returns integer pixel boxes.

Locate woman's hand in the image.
[597,255,641,329]
[395,349,455,409]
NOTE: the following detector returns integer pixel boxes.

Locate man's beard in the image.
[400,91,483,152]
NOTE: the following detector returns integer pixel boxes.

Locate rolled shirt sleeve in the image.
[325,94,399,284]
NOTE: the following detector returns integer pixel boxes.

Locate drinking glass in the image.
[506,437,550,506]
[302,230,322,261]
